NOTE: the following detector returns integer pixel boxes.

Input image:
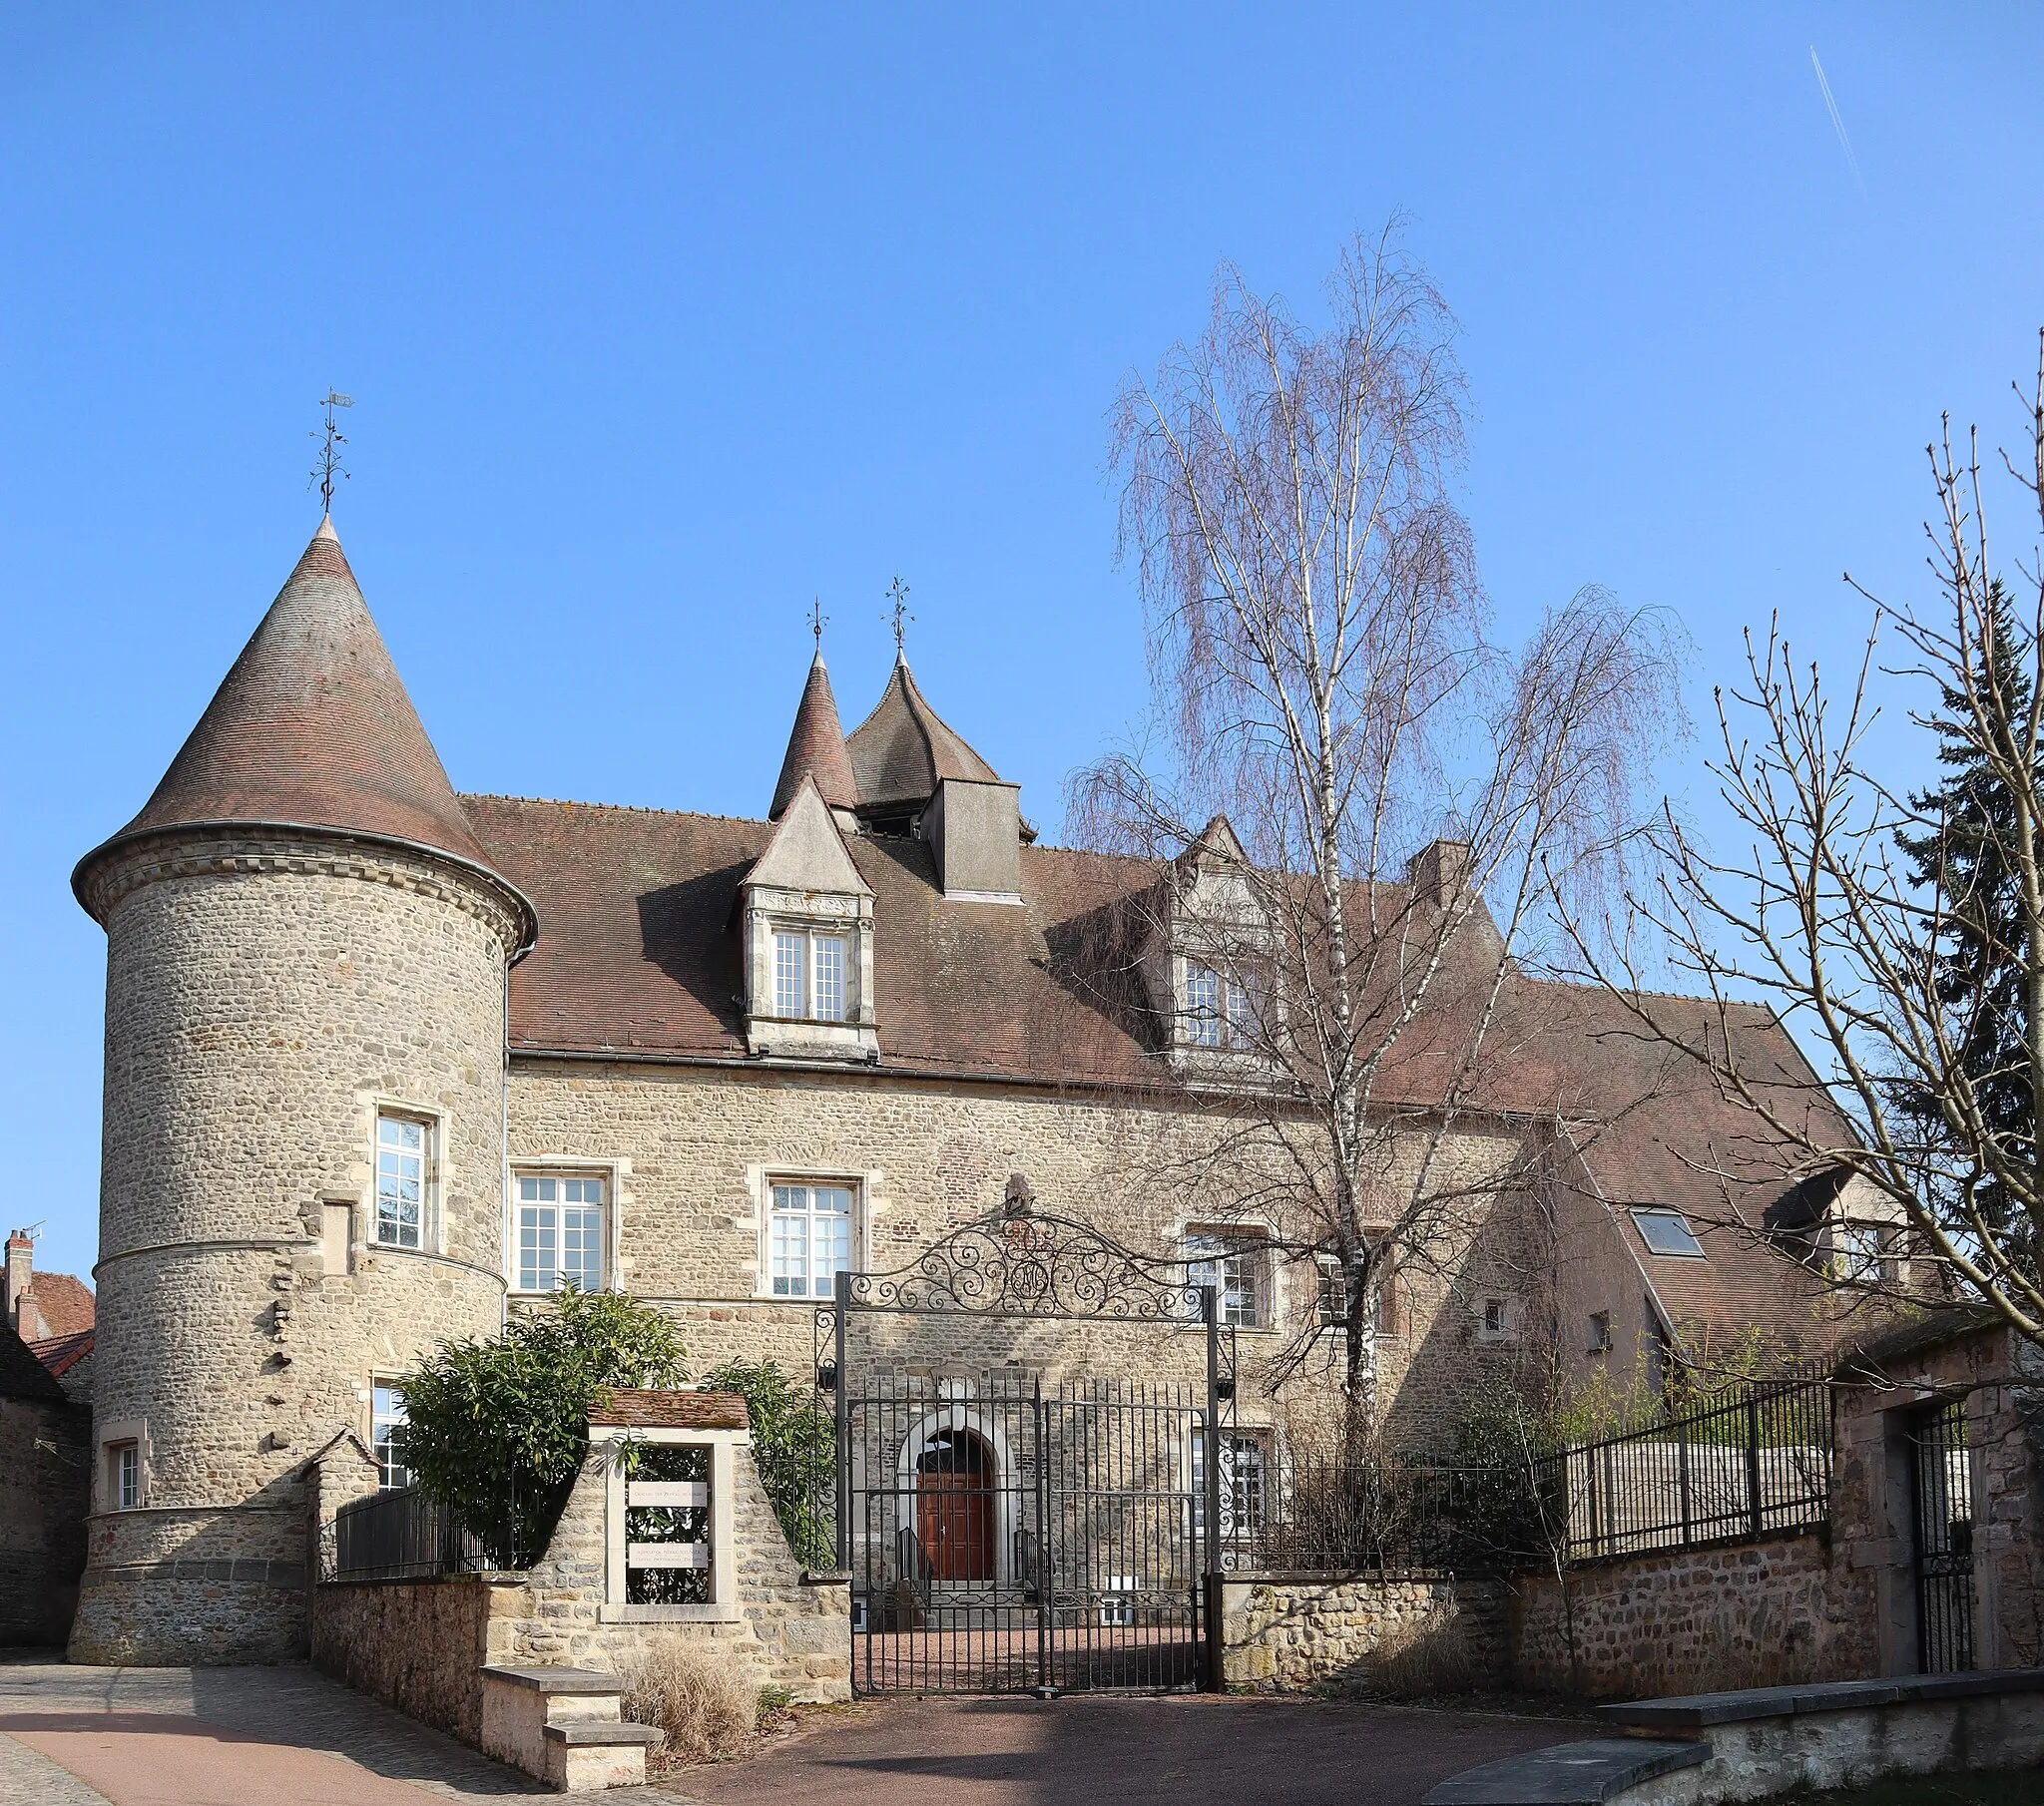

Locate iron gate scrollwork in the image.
[811,1193,1237,1695]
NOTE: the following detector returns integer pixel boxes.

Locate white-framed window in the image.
[515,1172,606,1293]
[110,1441,141,1511]
[1186,1231,1265,1329]
[375,1113,432,1250]
[1183,961,1257,1051]
[767,1180,855,1298]
[771,928,850,1023]
[1193,1432,1269,1536]
[372,1382,409,1490]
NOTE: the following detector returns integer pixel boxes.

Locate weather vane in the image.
[311,389,352,514]
[809,597,827,652]
[885,575,913,658]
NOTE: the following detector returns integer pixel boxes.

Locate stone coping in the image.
[481,1665,622,1694]
[1422,1738,1707,1804]
[542,1722,665,1748]
[800,1570,854,1584]
[1598,1666,2044,1729]
[1220,1568,1461,1584]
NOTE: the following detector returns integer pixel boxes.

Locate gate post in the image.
[834,1270,851,1574]
[1201,1283,1224,1693]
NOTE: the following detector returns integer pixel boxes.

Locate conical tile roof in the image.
[846,655,1000,812]
[768,651,858,820]
[85,517,498,876]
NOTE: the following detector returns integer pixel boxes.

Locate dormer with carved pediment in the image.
[738,775,878,1061]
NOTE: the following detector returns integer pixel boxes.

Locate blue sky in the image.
[5,6,2041,1280]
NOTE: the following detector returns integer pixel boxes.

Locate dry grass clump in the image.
[1369,1610,1479,1697]
[620,1633,758,1764]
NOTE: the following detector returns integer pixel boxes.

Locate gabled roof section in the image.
[769,652,858,820]
[744,775,872,897]
[846,656,1001,812]
[81,518,498,884]
[0,1320,66,1403]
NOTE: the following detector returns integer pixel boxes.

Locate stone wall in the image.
[508,1060,1536,1451]
[309,1434,849,1750]
[0,1394,91,1645]
[311,1575,524,1745]
[505,1435,849,1701]
[1506,1528,1870,1699]
[1221,1572,1506,1694]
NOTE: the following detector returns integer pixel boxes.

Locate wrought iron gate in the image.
[814,1190,1234,1695]
[842,1371,1207,1692]
[1910,1397,1976,1673]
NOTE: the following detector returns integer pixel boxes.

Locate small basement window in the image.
[1631,1208,1706,1258]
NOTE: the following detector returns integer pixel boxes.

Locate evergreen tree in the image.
[1892,579,2039,1246]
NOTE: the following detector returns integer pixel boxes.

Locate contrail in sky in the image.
[1809,46,1865,192]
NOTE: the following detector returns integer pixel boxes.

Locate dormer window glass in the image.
[772,929,848,1023]
[1184,962,1256,1051]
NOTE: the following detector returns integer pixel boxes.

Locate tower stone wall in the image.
[71,832,521,1663]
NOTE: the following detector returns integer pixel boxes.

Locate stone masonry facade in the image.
[72,841,520,1662]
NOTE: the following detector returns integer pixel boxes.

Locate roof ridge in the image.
[460,793,770,828]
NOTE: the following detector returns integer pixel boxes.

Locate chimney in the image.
[924,778,1024,905]
[3,1230,31,1332]
[1406,838,1473,909]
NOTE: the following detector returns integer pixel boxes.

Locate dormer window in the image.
[738,775,879,1061]
[773,929,848,1022]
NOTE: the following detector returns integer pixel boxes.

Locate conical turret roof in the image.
[845,655,1001,813]
[768,651,858,820]
[84,517,499,879]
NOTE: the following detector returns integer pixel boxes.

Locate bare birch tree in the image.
[1568,334,2044,1346]
[1070,227,1684,1429]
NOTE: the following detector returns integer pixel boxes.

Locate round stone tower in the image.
[69,517,535,1662]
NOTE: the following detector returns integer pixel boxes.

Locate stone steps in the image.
[479,1665,665,1792]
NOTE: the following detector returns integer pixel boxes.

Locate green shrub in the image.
[399,1289,687,1566]
[701,1359,835,1570]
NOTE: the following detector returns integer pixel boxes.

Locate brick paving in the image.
[0,1654,1581,1806]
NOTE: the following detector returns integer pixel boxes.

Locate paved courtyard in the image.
[0,1654,1582,1806]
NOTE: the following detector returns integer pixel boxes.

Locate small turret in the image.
[70,517,533,1664]
[768,651,858,826]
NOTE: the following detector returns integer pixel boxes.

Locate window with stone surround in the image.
[514,1172,606,1292]
[374,1113,433,1250]
[1193,1431,1270,1538]
[771,928,849,1022]
[1185,1229,1266,1329]
[621,1443,713,1604]
[766,1180,855,1298]
[110,1441,140,1511]
[372,1382,409,1490]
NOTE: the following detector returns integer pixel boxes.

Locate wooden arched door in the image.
[915,1427,995,1582]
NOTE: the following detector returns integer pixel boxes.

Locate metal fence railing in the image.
[327,1487,496,1581]
[1533,1376,1834,1562]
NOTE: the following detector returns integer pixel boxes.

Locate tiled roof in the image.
[15,1271,94,1341]
[845,657,1001,811]
[769,654,858,819]
[28,1328,94,1380]
[587,1388,751,1429]
[464,793,1856,1345]
[76,519,508,901]
[0,1321,67,1403]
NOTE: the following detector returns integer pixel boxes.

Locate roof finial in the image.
[311,389,352,516]
[885,574,914,662]
[809,596,827,655]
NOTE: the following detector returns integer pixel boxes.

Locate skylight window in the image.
[1631,1208,1706,1258]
